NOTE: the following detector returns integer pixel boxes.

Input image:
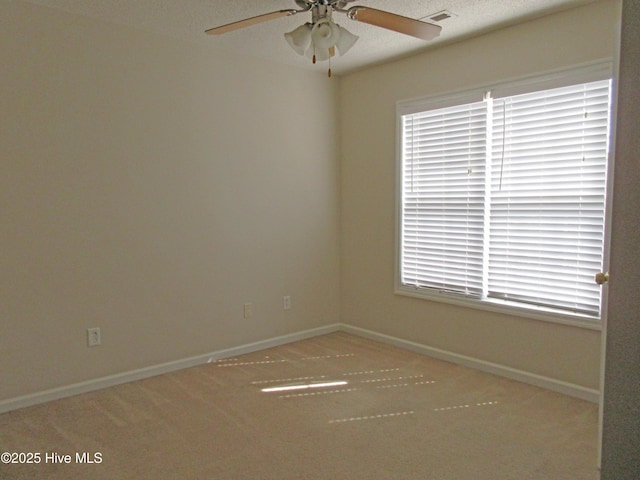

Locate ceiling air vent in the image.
[424,10,456,23]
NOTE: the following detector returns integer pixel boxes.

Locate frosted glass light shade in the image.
[284,23,312,55]
[311,19,341,49]
[336,25,358,55]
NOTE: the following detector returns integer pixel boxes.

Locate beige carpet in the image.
[0,332,599,479]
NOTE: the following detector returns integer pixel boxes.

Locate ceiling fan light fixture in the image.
[284,22,312,55]
[293,17,357,62]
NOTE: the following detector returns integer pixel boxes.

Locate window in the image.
[397,65,612,325]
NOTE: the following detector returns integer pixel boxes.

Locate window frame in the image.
[395,61,613,331]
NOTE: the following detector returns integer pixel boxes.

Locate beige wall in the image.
[339,0,621,390]
[1,1,340,401]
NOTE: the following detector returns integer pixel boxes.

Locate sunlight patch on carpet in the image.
[261,381,348,393]
[434,401,499,412]
[329,411,415,424]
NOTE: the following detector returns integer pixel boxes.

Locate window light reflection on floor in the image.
[261,380,348,393]
[434,401,499,412]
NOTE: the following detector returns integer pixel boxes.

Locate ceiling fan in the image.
[205,0,442,76]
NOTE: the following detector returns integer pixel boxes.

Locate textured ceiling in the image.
[19,0,596,75]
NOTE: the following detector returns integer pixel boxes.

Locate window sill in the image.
[395,285,603,331]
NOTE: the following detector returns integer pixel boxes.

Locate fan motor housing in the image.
[295,0,350,8]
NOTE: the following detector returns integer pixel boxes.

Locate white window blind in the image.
[398,76,611,320]
[489,80,611,315]
[401,100,488,296]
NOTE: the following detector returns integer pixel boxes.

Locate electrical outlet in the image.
[87,327,101,347]
[283,296,291,310]
[243,302,253,319]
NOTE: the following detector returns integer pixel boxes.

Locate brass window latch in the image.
[595,272,609,285]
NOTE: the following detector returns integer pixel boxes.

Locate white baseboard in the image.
[0,324,342,414]
[340,324,600,403]
[0,322,598,414]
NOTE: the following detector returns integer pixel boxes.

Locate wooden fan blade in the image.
[347,7,441,41]
[205,9,298,35]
